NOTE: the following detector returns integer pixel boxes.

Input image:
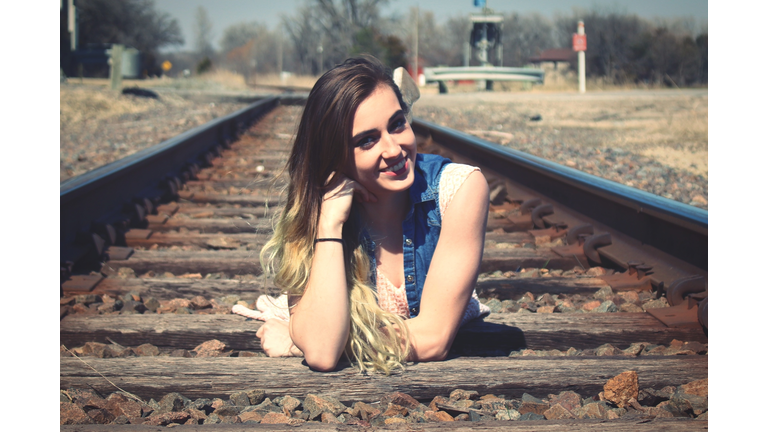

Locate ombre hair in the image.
[260,55,411,374]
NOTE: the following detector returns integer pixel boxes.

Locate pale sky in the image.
[155,0,708,52]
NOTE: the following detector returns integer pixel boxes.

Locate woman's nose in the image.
[381,132,401,158]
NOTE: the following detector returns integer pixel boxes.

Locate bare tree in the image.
[76,0,184,76]
[194,6,214,60]
[220,21,282,78]
[283,0,391,74]
[502,12,555,67]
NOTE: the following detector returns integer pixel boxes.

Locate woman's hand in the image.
[256,319,303,357]
[318,173,377,235]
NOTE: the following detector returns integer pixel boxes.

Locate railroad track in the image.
[60,96,708,430]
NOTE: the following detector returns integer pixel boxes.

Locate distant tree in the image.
[194,6,214,61]
[284,0,391,74]
[502,13,555,67]
[76,0,184,76]
[220,21,281,79]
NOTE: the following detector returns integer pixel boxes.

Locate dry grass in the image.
[60,85,190,125]
[249,73,318,90]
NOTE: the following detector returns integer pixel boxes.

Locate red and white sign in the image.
[572,34,587,52]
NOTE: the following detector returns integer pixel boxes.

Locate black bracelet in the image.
[314,238,344,244]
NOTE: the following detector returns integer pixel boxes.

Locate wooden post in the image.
[110,44,124,90]
[412,6,419,81]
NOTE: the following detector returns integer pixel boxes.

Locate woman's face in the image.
[346,84,416,197]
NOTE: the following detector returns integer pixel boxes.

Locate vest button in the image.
[410,307,418,315]
[404,238,413,246]
[406,275,414,282]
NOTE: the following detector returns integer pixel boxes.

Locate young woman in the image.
[234,55,490,374]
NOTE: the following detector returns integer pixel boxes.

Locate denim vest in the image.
[364,153,452,317]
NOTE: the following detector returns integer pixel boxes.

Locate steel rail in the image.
[60,96,279,269]
[411,118,708,273]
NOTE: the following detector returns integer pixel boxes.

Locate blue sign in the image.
[474,0,486,7]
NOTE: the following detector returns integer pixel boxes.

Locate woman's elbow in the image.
[304,353,340,372]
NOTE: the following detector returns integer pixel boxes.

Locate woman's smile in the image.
[381,156,408,176]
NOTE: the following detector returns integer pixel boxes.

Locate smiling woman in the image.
[234,55,490,374]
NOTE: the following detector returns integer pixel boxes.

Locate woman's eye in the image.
[389,118,406,133]
[356,136,376,148]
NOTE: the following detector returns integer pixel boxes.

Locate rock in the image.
[537,293,556,305]
[143,297,160,312]
[121,300,147,314]
[246,389,266,405]
[187,398,213,413]
[320,412,342,423]
[537,305,555,313]
[67,388,106,409]
[555,299,576,312]
[642,298,669,310]
[596,343,622,356]
[604,371,639,408]
[238,411,263,423]
[425,410,454,421]
[450,389,479,401]
[193,339,226,357]
[548,391,582,413]
[469,410,496,421]
[618,291,641,304]
[134,343,159,356]
[229,391,250,407]
[260,412,291,424]
[190,295,212,309]
[682,341,707,354]
[484,298,503,313]
[186,407,207,424]
[428,395,451,412]
[80,342,111,358]
[586,267,608,276]
[157,392,189,414]
[75,294,101,305]
[60,402,94,425]
[620,303,644,312]
[544,403,575,420]
[680,378,708,397]
[278,395,302,412]
[143,411,191,426]
[670,389,708,416]
[576,402,610,419]
[519,269,540,278]
[381,392,421,409]
[350,401,381,421]
[594,286,614,300]
[203,413,221,424]
[581,300,602,311]
[303,394,347,420]
[518,393,548,415]
[384,416,407,424]
[519,412,545,420]
[383,403,409,417]
[105,393,144,419]
[593,300,619,313]
[495,408,521,420]
[647,406,675,418]
[169,349,193,358]
[213,404,242,417]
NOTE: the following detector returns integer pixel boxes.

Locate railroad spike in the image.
[519,198,541,214]
[667,275,707,307]
[583,232,612,265]
[531,204,554,229]
[566,224,594,245]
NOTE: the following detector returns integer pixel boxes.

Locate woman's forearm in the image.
[288,224,350,371]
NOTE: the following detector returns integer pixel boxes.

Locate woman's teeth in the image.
[385,159,406,173]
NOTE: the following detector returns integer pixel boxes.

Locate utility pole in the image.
[412,6,419,81]
[317,45,323,75]
[277,27,283,75]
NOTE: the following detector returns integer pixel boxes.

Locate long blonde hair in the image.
[260,56,410,374]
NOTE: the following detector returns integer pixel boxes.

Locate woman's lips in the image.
[381,157,408,176]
